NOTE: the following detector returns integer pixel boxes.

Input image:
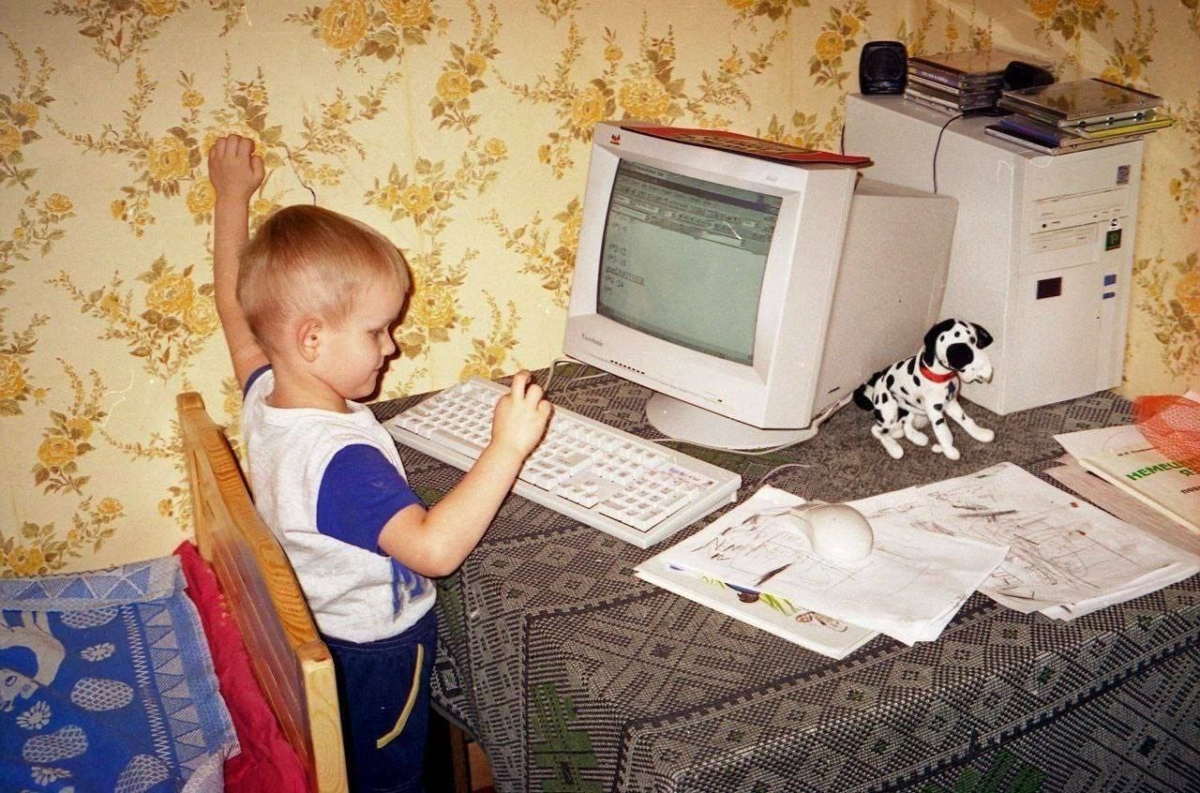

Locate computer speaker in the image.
[859,41,908,95]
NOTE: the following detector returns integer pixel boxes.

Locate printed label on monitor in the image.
[596,160,780,365]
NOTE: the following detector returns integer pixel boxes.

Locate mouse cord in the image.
[754,463,813,490]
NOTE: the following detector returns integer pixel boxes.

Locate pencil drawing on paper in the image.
[881,466,1145,602]
[691,506,849,589]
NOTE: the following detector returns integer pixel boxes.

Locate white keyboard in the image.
[385,377,741,548]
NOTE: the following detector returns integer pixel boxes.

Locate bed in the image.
[2,391,396,791]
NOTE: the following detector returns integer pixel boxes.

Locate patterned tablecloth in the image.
[373,374,1200,793]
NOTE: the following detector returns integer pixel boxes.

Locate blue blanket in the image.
[1,556,238,792]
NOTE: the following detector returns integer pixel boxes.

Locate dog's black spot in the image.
[907,358,916,375]
[880,391,890,402]
[873,409,883,422]
[935,417,945,425]
[933,403,943,412]
[948,382,957,397]
[853,385,873,411]
[897,407,909,418]
[886,374,895,388]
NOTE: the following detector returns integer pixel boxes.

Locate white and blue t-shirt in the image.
[241,367,433,644]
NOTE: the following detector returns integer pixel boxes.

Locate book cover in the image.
[997,114,1083,146]
[1047,455,1200,557]
[984,124,1144,155]
[1078,444,1200,534]
[1072,113,1174,139]
[621,124,872,167]
[634,553,878,660]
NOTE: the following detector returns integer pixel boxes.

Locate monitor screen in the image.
[597,161,781,365]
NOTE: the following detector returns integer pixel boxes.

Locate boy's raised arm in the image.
[209,135,268,391]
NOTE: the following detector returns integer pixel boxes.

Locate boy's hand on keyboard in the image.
[491,371,552,459]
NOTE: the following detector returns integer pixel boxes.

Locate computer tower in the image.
[844,94,1144,415]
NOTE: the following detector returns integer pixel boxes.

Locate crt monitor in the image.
[562,122,860,450]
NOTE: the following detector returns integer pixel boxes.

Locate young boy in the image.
[208,134,551,791]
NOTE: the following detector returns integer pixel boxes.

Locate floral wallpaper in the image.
[0,0,1197,575]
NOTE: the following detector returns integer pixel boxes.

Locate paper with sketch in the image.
[892,463,1200,617]
[659,486,1009,646]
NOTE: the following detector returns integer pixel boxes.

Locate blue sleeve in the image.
[244,364,271,397]
[316,444,425,553]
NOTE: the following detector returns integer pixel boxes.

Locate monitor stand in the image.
[645,393,822,451]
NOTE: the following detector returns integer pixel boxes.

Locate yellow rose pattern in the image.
[1098,2,1154,86]
[0,33,54,189]
[1131,252,1200,377]
[1169,96,1200,220]
[0,0,1196,574]
[458,294,521,381]
[47,0,244,64]
[0,313,50,416]
[287,0,446,65]
[48,257,218,381]
[757,109,844,153]
[1029,0,1117,43]
[483,197,582,309]
[809,2,872,89]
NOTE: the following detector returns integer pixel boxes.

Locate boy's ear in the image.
[297,318,323,362]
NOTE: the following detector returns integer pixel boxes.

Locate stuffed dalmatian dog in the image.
[853,318,995,461]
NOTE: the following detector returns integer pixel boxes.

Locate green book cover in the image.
[1079,444,1200,534]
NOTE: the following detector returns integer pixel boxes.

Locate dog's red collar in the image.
[920,364,957,383]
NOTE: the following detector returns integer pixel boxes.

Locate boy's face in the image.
[313,277,407,401]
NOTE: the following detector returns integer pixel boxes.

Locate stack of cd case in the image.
[906,47,1051,114]
[987,78,1172,155]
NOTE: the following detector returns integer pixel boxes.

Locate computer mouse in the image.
[782,503,874,563]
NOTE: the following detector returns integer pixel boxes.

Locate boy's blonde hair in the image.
[238,205,410,351]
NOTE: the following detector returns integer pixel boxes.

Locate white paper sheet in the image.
[661,486,1009,646]
[891,463,1200,617]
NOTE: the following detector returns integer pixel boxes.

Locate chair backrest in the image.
[177,391,348,793]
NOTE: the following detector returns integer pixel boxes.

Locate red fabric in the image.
[175,542,310,793]
[1133,394,1200,468]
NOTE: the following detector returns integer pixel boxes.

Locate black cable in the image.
[931,113,965,193]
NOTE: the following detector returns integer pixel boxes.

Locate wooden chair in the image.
[178,391,473,793]
[179,391,349,792]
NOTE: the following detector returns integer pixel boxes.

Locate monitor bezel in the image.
[564,122,858,432]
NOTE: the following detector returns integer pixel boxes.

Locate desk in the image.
[373,374,1200,793]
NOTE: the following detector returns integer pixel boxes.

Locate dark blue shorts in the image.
[323,608,438,792]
